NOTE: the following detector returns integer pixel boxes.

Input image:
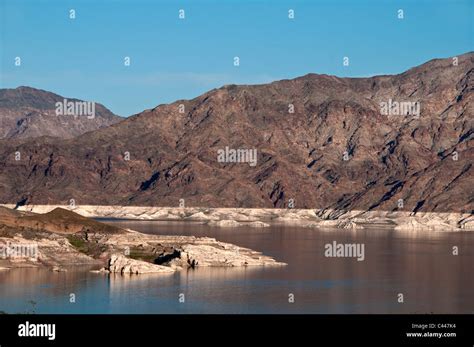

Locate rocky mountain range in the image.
[0,52,472,213]
[0,86,121,139]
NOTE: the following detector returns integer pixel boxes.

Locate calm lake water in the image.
[1,221,473,314]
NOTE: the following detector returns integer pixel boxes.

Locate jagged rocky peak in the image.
[0,86,122,139]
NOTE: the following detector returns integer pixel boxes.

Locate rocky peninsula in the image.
[0,206,285,273]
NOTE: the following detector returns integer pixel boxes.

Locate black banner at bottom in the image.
[0,314,472,346]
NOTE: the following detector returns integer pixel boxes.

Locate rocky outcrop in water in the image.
[101,254,175,274]
[178,243,281,267]
[0,207,285,271]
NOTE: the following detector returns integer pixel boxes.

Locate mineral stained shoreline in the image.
[2,204,473,231]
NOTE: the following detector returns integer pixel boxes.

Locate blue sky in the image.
[1,0,472,116]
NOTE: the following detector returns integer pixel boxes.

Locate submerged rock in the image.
[52,266,67,272]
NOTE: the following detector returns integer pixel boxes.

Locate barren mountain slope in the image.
[0,86,122,139]
[0,53,472,213]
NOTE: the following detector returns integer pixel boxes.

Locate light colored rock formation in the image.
[207,219,269,228]
[179,244,285,267]
[102,231,286,268]
[459,215,474,230]
[317,220,364,229]
[208,219,242,227]
[393,218,459,231]
[0,235,99,269]
[103,254,175,274]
